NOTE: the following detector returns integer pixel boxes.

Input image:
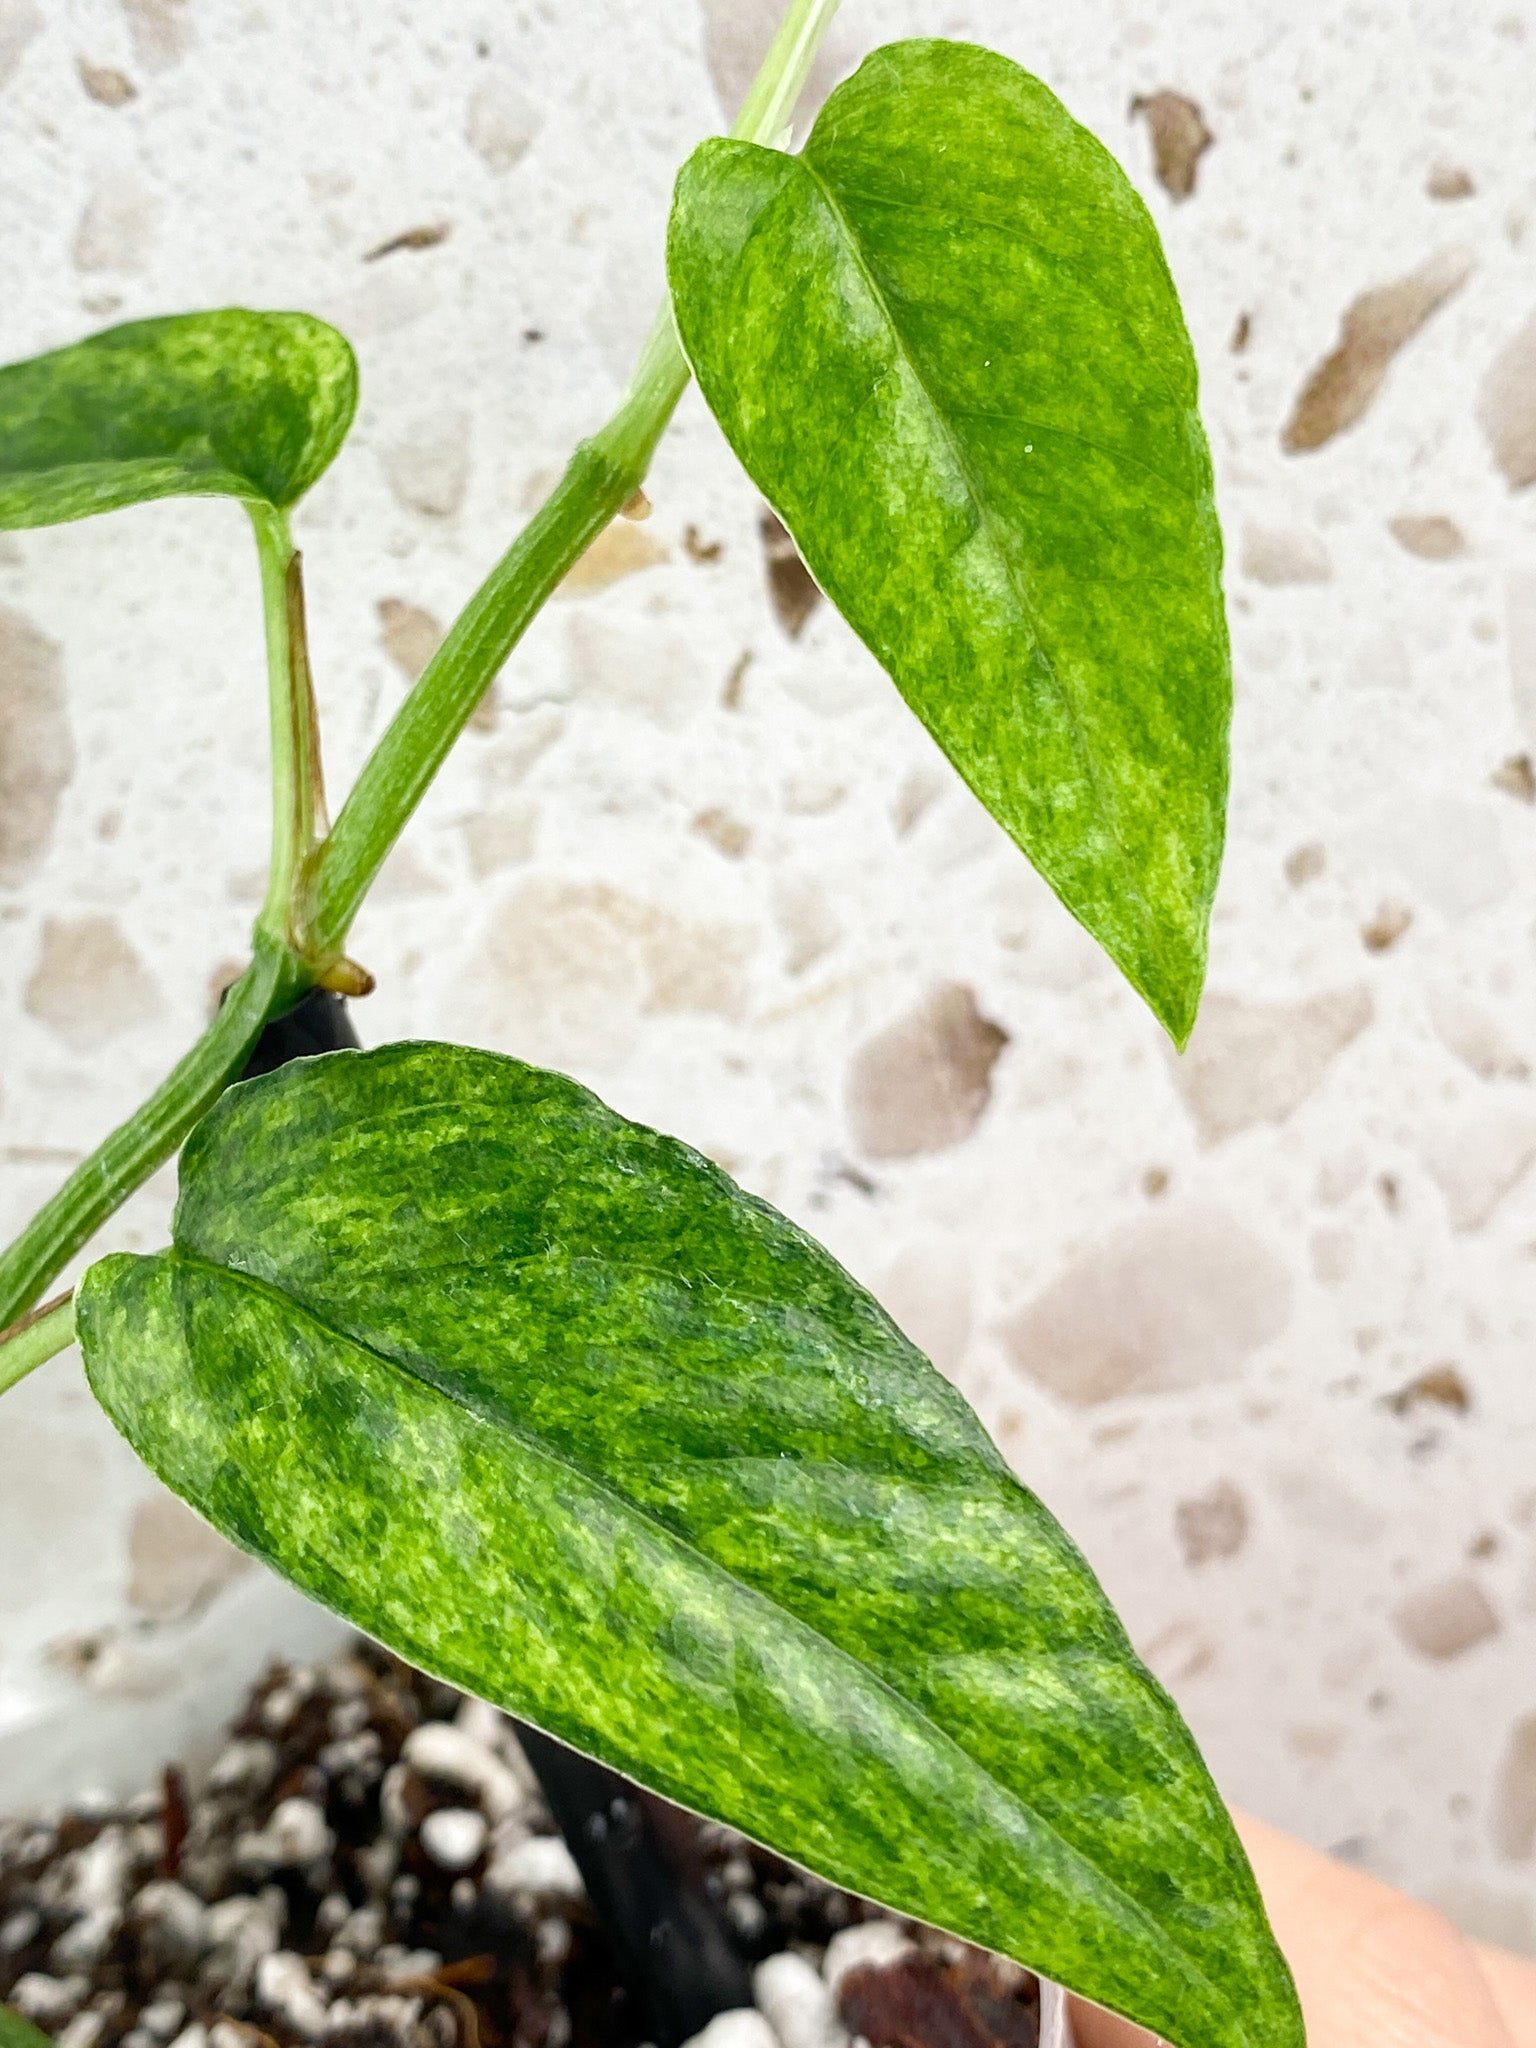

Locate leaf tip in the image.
[1160,976,1204,1053]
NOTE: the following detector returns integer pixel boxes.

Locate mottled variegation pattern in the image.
[0,310,358,526]
[668,41,1229,1044]
[78,1044,1297,2048]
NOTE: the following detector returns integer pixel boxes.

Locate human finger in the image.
[1068,1809,1516,2048]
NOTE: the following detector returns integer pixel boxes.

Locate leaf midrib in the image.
[166,1242,1241,2037]
[791,154,1163,966]
[796,174,1191,426]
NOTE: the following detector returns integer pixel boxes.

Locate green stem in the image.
[0,933,305,1329]
[0,1294,78,1399]
[301,370,685,960]
[250,503,326,947]
[0,515,321,1327]
[0,0,845,1324]
[732,0,843,145]
[302,0,844,960]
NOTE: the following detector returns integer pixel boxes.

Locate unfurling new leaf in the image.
[77,1044,1299,2048]
[0,310,357,528]
[668,41,1231,1043]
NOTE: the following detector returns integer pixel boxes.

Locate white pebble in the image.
[379,1763,417,1837]
[324,1994,423,2038]
[204,1893,277,1946]
[256,1950,329,2040]
[354,1832,400,1894]
[420,1807,488,1872]
[329,1697,371,1738]
[403,1723,526,1821]
[821,1920,916,1994]
[754,1950,848,2048]
[260,1669,316,1734]
[55,2012,107,2048]
[50,1909,121,1973]
[266,1796,335,1867]
[10,1972,91,2026]
[484,1833,585,1904]
[319,1730,382,1780]
[375,1945,443,1983]
[129,1822,165,1869]
[2,1907,43,1953]
[132,1881,208,1969]
[68,1828,131,1915]
[16,1826,57,1868]
[315,1893,350,1940]
[165,2026,207,2048]
[328,1907,380,1961]
[681,2009,779,2048]
[453,1697,506,1753]
[207,1739,280,1797]
[67,1791,114,1824]
[456,1701,543,1800]
[137,1997,187,2041]
[321,1653,375,1698]
[727,1894,768,1942]
[202,1888,285,1990]
[488,1811,534,1856]
[535,1916,571,1967]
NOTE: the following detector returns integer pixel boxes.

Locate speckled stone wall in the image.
[2,0,1536,1955]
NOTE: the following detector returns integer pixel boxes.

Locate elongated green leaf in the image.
[0,310,357,527]
[667,41,1229,1044]
[77,1043,1297,2048]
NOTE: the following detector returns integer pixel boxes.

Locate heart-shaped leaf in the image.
[77,1043,1297,2048]
[667,42,1230,1044]
[0,310,357,528]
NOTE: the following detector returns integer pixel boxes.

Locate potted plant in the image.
[0,6,1298,2048]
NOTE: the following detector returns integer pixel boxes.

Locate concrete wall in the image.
[2,0,1535,1953]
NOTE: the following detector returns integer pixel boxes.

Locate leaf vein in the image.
[794,159,1162,950]
[171,1244,1235,2026]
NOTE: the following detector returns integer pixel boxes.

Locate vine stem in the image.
[0,1294,79,1397]
[251,503,329,949]
[299,418,672,960]
[0,934,305,1331]
[0,0,845,1337]
[0,504,322,1330]
[733,0,843,148]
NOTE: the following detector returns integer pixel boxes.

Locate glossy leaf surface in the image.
[77,1044,1298,2048]
[0,310,357,527]
[668,41,1230,1043]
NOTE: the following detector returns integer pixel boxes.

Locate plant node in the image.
[313,955,376,998]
